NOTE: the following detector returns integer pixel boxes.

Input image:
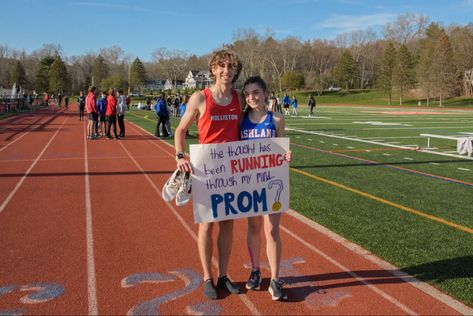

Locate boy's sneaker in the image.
[246,269,262,290]
[175,172,192,206]
[268,279,287,301]
[204,279,217,300]
[162,170,183,202]
[217,276,241,294]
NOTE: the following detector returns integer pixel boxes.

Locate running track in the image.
[1,106,472,315]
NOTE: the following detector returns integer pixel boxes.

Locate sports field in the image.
[127,104,473,307]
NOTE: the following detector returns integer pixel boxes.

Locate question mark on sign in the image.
[268,179,283,211]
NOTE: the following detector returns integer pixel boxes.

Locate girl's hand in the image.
[285,150,292,163]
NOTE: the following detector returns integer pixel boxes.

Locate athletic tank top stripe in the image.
[198,88,241,144]
[240,111,276,140]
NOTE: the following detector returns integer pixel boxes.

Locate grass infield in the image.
[126,104,473,307]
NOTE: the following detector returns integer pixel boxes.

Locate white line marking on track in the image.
[280,224,418,315]
[458,168,471,171]
[404,157,414,160]
[383,153,391,156]
[287,210,473,315]
[0,116,49,152]
[83,122,98,316]
[0,115,68,214]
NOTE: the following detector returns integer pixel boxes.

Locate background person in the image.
[155,92,170,137]
[117,89,127,137]
[307,94,316,117]
[78,91,85,120]
[86,86,98,139]
[105,88,118,140]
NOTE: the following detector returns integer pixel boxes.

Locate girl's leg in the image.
[247,216,263,270]
[264,213,282,280]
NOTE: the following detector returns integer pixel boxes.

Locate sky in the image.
[1,0,472,62]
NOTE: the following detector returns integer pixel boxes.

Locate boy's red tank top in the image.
[197,88,241,144]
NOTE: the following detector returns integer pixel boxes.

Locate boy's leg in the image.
[198,222,214,281]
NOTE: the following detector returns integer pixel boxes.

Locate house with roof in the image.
[184,70,213,89]
[164,79,184,91]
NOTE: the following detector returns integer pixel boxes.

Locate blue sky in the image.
[1,0,472,61]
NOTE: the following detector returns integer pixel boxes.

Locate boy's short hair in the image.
[208,48,242,84]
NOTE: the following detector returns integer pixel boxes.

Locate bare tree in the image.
[384,13,429,45]
[152,48,189,89]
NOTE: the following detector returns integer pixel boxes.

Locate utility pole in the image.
[128,63,131,95]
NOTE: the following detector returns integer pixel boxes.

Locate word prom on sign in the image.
[190,138,290,223]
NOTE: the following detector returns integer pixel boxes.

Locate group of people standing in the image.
[154,92,189,138]
[267,93,316,117]
[171,48,292,301]
[79,86,127,140]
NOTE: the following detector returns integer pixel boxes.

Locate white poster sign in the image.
[189,138,290,223]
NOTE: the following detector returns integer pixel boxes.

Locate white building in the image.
[184,70,213,89]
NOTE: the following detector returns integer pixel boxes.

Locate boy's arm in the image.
[174,91,204,173]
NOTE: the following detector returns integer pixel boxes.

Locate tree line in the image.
[1,13,472,105]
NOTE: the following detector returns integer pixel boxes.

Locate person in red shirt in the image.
[86,86,98,139]
[173,48,244,299]
[105,88,118,140]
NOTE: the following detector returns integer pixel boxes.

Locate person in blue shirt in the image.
[179,95,190,136]
[155,92,170,137]
[240,75,292,301]
[282,94,291,115]
[96,91,107,137]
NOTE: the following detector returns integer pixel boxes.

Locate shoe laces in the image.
[272,279,285,290]
[250,270,261,281]
[169,172,183,189]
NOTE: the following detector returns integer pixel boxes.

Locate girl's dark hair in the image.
[243,75,267,93]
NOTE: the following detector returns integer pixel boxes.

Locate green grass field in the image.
[127,104,473,307]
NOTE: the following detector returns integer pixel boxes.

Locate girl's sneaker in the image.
[162,170,183,202]
[175,172,192,206]
[246,269,262,290]
[268,279,287,301]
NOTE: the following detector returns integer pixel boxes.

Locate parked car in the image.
[328,86,342,92]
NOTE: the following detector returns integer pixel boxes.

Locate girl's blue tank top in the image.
[240,111,276,140]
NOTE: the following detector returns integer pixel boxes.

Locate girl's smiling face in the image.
[244,83,267,110]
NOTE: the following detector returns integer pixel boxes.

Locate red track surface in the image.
[1,106,472,315]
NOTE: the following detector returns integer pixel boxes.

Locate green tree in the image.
[417,23,443,106]
[35,56,55,93]
[130,57,147,93]
[432,32,455,106]
[91,55,109,90]
[378,43,396,105]
[48,55,69,94]
[393,44,416,105]
[101,74,127,92]
[280,72,305,91]
[9,60,27,88]
[334,51,357,91]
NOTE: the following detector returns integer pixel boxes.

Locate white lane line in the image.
[281,223,417,315]
[458,168,471,171]
[383,153,391,156]
[124,122,262,315]
[0,114,53,152]
[429,162,440,165]
[83,122,98,316]
[0,115,68,214]
[287,210,473,315]
[404,157,414,161]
